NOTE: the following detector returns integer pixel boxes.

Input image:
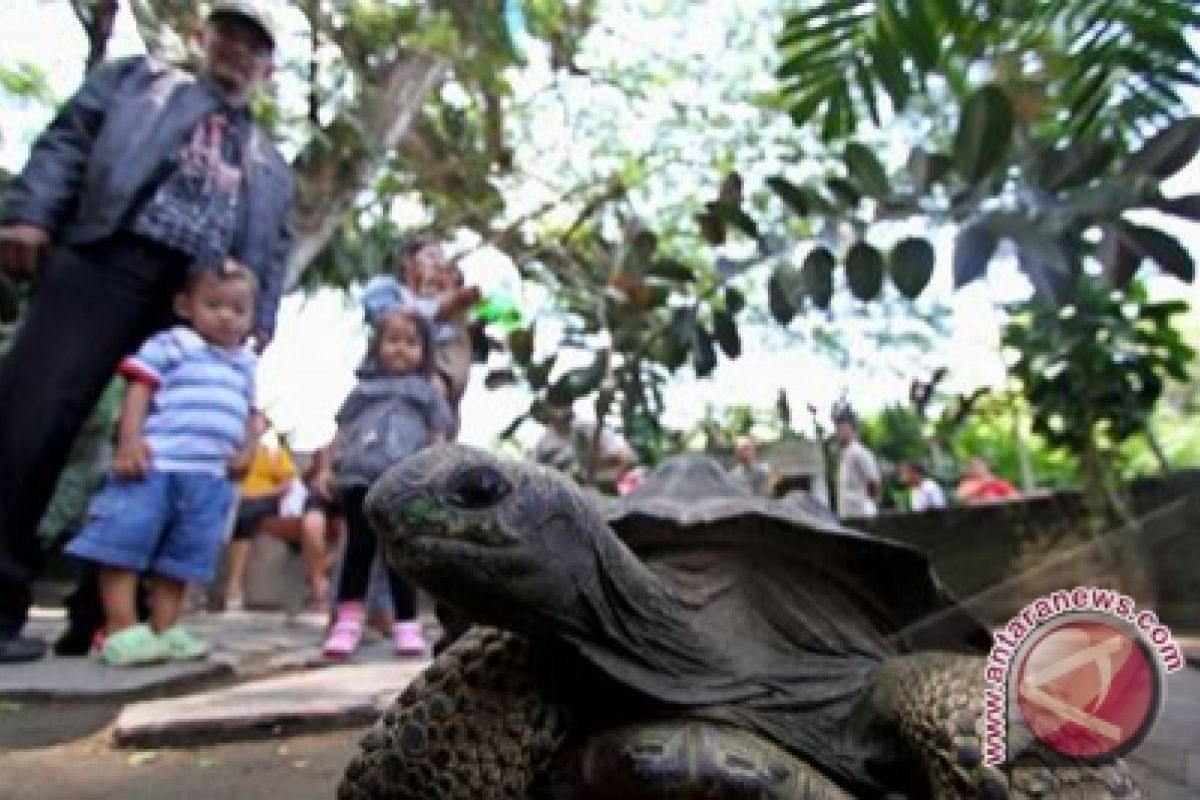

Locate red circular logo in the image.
[1014,614,1160,760]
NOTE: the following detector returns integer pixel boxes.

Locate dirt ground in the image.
[0,724,361,800]
[0,698,362,800]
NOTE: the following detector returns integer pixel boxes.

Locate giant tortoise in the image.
[338,445,1140,798]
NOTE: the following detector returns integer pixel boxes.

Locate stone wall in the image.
[851,471,1200,632]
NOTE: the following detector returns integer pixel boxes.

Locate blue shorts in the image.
[67,470,236,583]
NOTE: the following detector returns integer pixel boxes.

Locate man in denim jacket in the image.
[0,0,293,662]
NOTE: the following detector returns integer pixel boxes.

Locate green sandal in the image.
[100,624,170,667]
[157,626,210,661]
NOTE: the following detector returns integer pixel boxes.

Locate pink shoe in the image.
[323,602,365,659]
[393,621,426,656]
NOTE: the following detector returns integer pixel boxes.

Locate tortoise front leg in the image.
[338,626,571,800]
[867,653,1141,799]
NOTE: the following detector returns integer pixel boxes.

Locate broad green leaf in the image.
[801,247,836,309]
[1149,194,1200,222]
[767,273,797,326]
[693,322,717,377]
[1122,222,1196,282]
[952,223,998,287]
[845,241,884,300]
[705,201,759,239]
[724,286,746,314]
[907,147,953,192]
[696,212,726,245]
[953,84,1014,183]
[484,369,519,389]
[888,237,935,299]
[844,143,890,196]
[627,230,658,266]
[1034,141,1116,192]
[552,350,609,400]
[827,177,861,208]
[646,259,694,282]
[712,310,741,358]
[766,176,810,217]
[1098,225,1138,288]
[1125,117,1200,179]
[507,328,534,365]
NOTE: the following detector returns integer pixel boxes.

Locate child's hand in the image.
[113,438,151,478]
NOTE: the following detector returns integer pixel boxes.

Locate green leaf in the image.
[1099,225,1139,288]
[952,223,998,287]
[646,259,694,282]
[1122,223,1196,282]
[627,229,658,266]
[696,212,726,245]
[507,328,534,365]
[907,148,953,192]
[766,176,810,217]
[768,273,797,326]
[888,237,935,299]
[845,241,885,300]
[1149,194,1200,223]
[866,28,910,110]
[705,201,759,239]
[801,247,836,309]
[1034,141,1117,192]
[897,0,940,72]
[724,286,746,314]
[552,350,609,400]
[827,177,861,208]
[712,310,741,358]
[1125,117,1200,179]
[953,84,1014,183]
[844,142,890,196]
[693,322,717,377]
[484,369,519,389]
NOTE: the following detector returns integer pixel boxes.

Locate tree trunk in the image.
[286,52,448,288]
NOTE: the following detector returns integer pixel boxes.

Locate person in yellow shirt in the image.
[224,410,296,610]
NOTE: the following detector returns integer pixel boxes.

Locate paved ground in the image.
[1,610,1197,798]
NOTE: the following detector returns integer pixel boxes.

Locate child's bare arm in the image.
[113,381,154,478]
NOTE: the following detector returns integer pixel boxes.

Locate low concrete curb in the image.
[114,661,425,748]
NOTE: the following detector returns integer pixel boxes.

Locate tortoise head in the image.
[366,443,618,633]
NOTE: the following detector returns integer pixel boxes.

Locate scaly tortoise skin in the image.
[339,445,1141,799]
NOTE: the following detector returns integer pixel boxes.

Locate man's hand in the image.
[113,438,152,478]
[0,224,50,281]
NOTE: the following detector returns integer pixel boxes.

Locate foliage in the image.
[860,404,926,465]
[946,391,1079,489]
[1003,277,1194,483]
[727,0,1200,311]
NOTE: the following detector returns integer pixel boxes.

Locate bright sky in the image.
[0,1,1196,453]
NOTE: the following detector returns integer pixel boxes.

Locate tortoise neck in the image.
[578,519,734,685]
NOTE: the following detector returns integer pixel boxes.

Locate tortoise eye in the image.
[445,465,512,509]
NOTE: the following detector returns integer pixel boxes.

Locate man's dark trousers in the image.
[0,236,186,637]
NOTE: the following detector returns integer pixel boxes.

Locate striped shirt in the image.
[120,326,256,476]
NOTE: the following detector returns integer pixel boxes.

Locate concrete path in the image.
[0,609,427,702]
[114,661,424,747]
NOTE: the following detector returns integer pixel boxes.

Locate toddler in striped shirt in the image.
[67,261,258,666]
